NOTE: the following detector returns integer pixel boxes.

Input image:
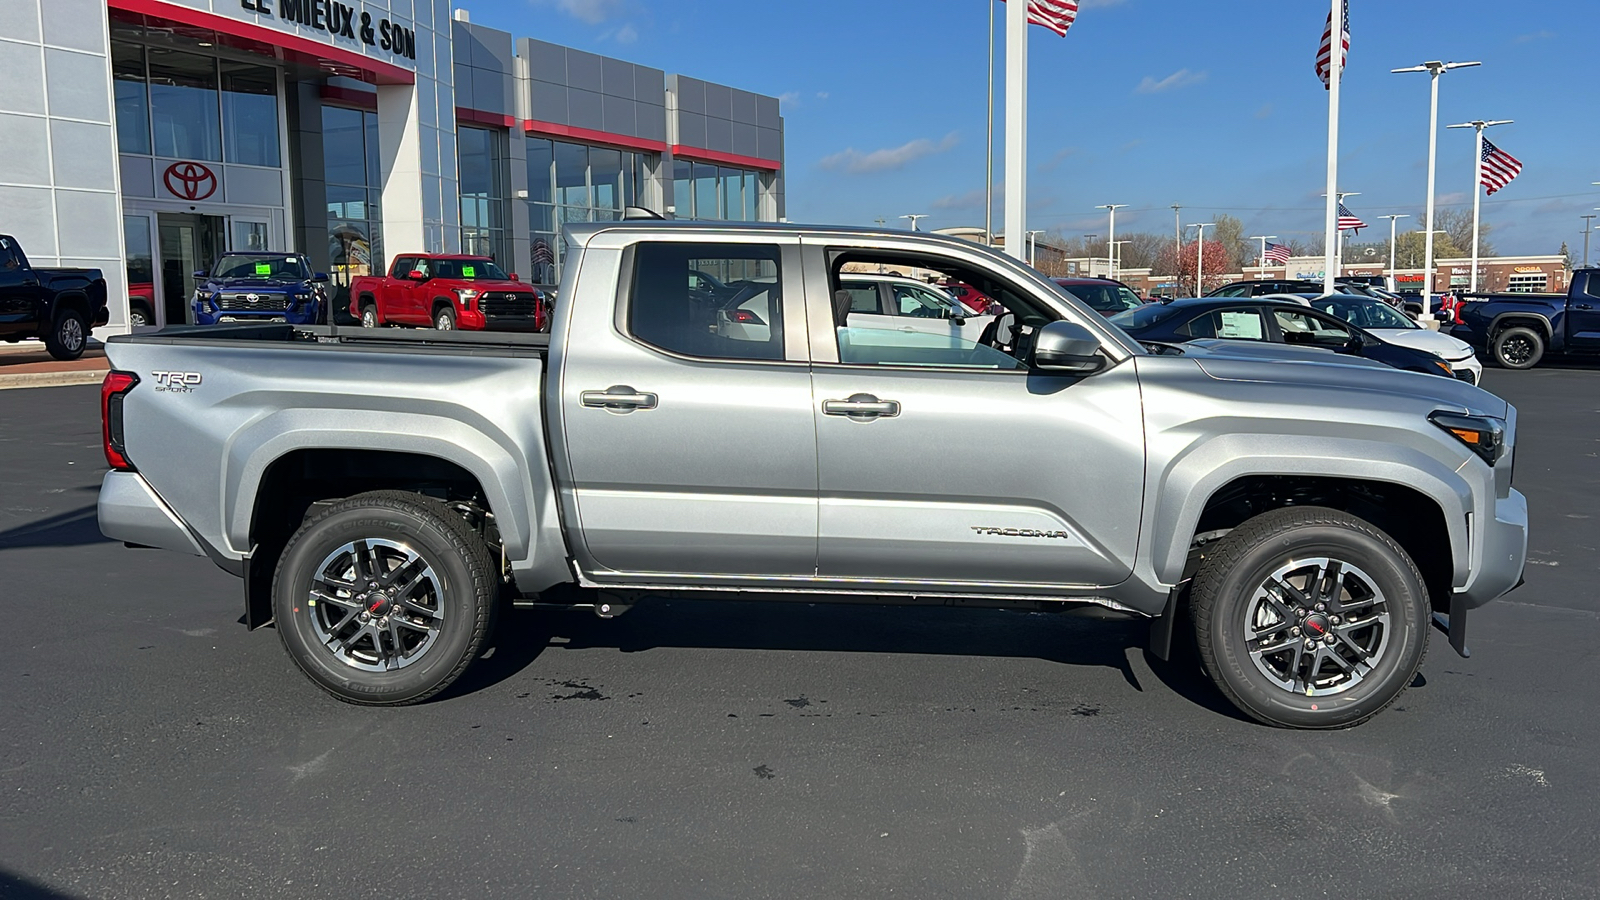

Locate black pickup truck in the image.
[1445,268,1600,369]
[0,235,110,360]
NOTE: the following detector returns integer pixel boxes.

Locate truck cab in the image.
[1448,268,1600,368]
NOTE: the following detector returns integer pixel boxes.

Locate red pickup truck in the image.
[349,253,546,332]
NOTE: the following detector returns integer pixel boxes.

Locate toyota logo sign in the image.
[163,162,217,201]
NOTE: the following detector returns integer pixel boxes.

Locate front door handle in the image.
[1577,303,1594,310]
[823,393,901,421]
[580,385,659,412]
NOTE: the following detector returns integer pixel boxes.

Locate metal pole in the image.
[1097,204,1127,280]
[1321,0,1343,296]
[984,0,994,248]
[1003,0,1027,261]
[1583,214,1597,267]
[1189,223,1213,294]
[1378,214,1409,287]
[1470,124,1484,292]
[1393,61,1479,312]
[1170,204,1182,291]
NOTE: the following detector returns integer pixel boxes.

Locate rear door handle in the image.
[580,385,658,412]
[1577,303,1594,310]
[823,393,900,420]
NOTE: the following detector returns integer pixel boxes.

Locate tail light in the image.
[727,309,766,325]
[102,370,139,471]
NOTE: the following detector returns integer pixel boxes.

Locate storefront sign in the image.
[1513,266,1543,273]
[163,162,218,201]
[239,0,416,61]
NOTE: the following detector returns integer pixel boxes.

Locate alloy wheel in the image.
[60,317,84,352]
[1501,335,1534,367]
[305,538,445,672]
[1244,557,1391,697]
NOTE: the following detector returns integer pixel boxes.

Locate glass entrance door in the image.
[158,213,226,326]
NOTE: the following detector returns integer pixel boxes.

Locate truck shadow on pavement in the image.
[0,505,111,551]
[446,596,1250,723]
[0,869,82,900]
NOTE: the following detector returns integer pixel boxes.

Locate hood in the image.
[1180,339,1393,371]
[1365,328,1475,360]
[1178,342,1506,419]
[205,278,307,292]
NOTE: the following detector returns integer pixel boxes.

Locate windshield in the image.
[212,255,309,281]
[1108,302,1183,330]
[1056,282,1144,313]
[1312,298,1416,329]
[434,259,508,280]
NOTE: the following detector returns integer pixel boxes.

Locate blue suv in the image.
[193,252,328,326]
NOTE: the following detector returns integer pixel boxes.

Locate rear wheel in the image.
[1491,326,1543,369]
[1191,506,1429,729]
[44,309,87,361]
[272,491,500,705]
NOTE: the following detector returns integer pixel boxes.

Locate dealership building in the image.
[2,0,786,330]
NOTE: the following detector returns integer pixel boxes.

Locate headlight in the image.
[455,288,480,307]
[1429,411,1506,464]
[1433,360,1453,376]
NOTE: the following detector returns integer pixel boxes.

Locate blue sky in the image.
[467,0,1598,256]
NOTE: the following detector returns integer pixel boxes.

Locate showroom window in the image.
[1507,273,1548,293]
[458,126,508,264]
[110,36,281,169]
[671,160,763,221]
[527,137,651,285]
[323,106,384,310]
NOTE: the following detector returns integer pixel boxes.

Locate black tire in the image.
[273,490,500,705]
[434,305,456,331]
[44,308,87,361]
[360,304,379,328]
[1490,326,1544,369]
[128,303,150,328]
[1191,506,1429,729]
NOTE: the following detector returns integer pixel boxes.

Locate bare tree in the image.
[1435,208,1496,258]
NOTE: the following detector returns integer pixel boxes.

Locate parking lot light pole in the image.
[1110,240,1131,278]
[1097,204,1128,279]
[1392,60,1482,314]
[1025,229,1046,266]
[1377,214,1410,286]
[1584,215,1598,267]
[1188,223,1214,295]
[1447,119,1513,292]
[1323,191,1359,280]
[900,214,928,232]
[1248,235,1277,273]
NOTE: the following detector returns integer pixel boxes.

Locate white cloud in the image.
[931,189,987,211]
[1038,146,1078,173]
[818,132,959,175]
[612,22,638,42]
[816,91,830,100]
[552,0,625,24]
[1135,68,1207,94]
[1255,103,1273,119]
[778,91,802,107]
[1514,29,1555,43]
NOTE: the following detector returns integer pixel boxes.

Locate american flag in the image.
[1000,0,1080,37]
[1264,242,1292,264]
[1315,0,1350,89]
[1338,202,1366,232]
[1480,138,1523,195]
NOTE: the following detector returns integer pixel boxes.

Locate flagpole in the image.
[1470,124,1483,292]
[1003,0,1027,261]
[984,0,995,248]
[1321,0,1343,296]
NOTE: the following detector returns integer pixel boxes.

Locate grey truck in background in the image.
[96,221,1528,729]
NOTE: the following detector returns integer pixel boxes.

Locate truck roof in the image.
[564,219,985,248]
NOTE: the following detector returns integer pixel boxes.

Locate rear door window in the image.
[1186,308,1267,340]
[629,242,784,361]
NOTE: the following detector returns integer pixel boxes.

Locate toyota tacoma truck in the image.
[193,251,329,326]
[0,234,110,359]
[350,253,547,332]
[96,221,1527,729]
[1442,268,1600,369]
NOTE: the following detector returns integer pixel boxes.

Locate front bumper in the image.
[195,301,321,325]
[1448,355,1484,385]
[1459,488,1528,609]
[98,471,205,557]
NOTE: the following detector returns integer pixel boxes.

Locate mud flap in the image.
[1148,582,1187,661]
[242,546,274,630]
[1431,594,1470,658]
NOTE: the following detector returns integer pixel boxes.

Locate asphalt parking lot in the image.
[2,366,1597,899]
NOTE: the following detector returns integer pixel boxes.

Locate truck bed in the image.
[117,322,550,355]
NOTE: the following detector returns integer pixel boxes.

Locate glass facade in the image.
[526,137,650,284]
[112,38,280,168]
[671,159,761,221]
[322,105,384,309]
[458,126,508,264]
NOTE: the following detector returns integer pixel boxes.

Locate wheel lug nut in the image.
[1290,626,1301,636]
[1315,603,1325,612]
[1329,616,1340,625]
[1324,635,1336,644]
[1295,608,1306,617]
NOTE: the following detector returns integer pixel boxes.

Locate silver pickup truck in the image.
[96,222,1527,728]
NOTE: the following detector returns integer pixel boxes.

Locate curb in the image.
[0,370,108,391]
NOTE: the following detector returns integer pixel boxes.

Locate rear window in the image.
[1058,282,1143,313]
[629,242,783,361]
[1108,302,1182,330]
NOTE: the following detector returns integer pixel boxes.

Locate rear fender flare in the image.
[223,410,533,564]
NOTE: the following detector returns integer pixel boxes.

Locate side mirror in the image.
[509,273,521,281]
[192,270,208,280]
[312,272,329,283]
[406,270,428,282]
[1032,321,1105,374]
[1343,335,1364,353]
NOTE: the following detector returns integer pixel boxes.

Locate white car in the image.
[837,273,995,343]
[1270,293,1484,385]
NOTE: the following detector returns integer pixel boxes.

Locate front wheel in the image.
[1191,506,1429,729]
[272,491,500,705]
[1491,326,1543,369]
[434,306,456,331]
[360,304,379,328]
[45,309,87,360]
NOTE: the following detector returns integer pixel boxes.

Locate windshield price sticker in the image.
[254,263,272,276]
[462,266,476,278]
